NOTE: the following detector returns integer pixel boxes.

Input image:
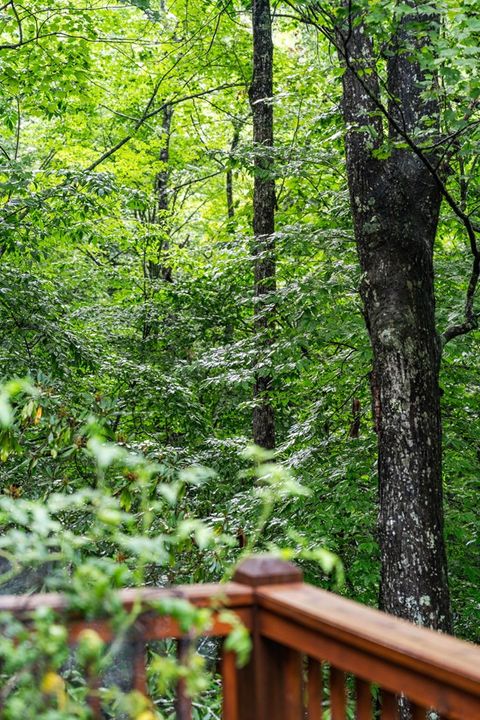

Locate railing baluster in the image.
[282,643,303,719]
[176,637,193,720]
[411,703,426,719]
[355,677,372,719]
[86,676,102,719]
[236,634,303,719]
[221,649,239,720]
[381,690,398,719]
[330,667,346,720]
[132,640,148,695]
[307,657,323,719]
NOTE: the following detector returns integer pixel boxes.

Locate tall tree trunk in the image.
[340,6,451,631]
[142,104,173,343]
[150,103,174,283]
[226,121,241,225]
[250,0,276,449]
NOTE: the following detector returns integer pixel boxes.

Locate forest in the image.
[0,0,479,717]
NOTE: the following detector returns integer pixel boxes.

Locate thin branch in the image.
[84,249,104,267]
[0,145,11,162]
[10,0,23,47]
[85,82,243,172]
[0,82,245,251]
[171,168,225,192]
[37,148,56,170]
[0,30,163,50]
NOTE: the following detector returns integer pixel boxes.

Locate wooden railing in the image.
[1,555,479,719]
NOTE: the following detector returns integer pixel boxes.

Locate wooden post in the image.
[230,556,304,720]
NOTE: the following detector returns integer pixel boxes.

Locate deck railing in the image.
[1,555,479,719]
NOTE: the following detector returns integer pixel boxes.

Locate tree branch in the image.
[85,82,243,172]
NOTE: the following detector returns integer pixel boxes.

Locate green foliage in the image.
[0,3,478,714]
[0,379,339,711]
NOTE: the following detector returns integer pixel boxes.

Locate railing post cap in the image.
[233,554,303,587]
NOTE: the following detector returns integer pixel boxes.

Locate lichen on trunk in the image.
[339,3,452,631]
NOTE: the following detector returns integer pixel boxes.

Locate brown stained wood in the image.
[178,582,254,608]
[221,650,239,720]
[20,606,252,646]
[132,641,148,695]
[355,677,372,719]
[234,627,303,720]
[381,691,398,719]
[410,704,426,720]
[175,637,193,720]
[3,558,480,720]
[232,554,304,720]
[86,675,102,719]
[255,584,480,697]
[175,685,192,720]
[257,609,480,719]
[0,582,254,615]
[283,642,304,719]
[144,606,253,641]
[86,694,102,720]
[306,657,323,720]
[259,638,303,720]
[330,667,346,720]
[233,555,303,587]
[234,641,258,720]
[69,618,114,642]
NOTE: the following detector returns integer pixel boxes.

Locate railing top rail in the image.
[255,583,480,696]
[2,555,479,711]
[0,581,253,617]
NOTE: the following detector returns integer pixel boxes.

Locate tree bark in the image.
[250,0,276,450]
[142,104,173,343]
[340,6,451,631]
[150,103,174,283]
[226,121,241,225]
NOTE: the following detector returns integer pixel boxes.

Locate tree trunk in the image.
[142,104,174,343]
[359,154,450,630]
[226,121,241,226]
[250,0,276,450]
[340,6,451,631]
[150,102,173,283]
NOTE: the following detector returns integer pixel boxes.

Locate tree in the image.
[251,0,276,449]
[340,3,451,630]
[139,103,175,345]
[0,0,478,644]
[285,0,480,631]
